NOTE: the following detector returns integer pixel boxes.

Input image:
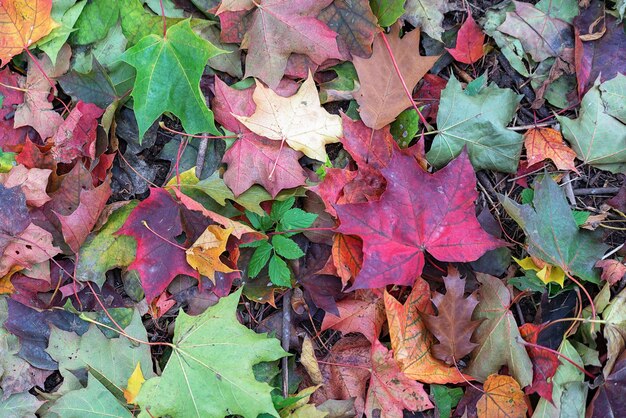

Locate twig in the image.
[573,187,620,196]
[507,121,554,131]
[562,173,577,205]
[603,243,625,260]
[281,290,291,398]
[195,136,209,179]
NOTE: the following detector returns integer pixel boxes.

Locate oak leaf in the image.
[185,225,235,283]
[213,77,306,197]
[422,268,482,365]
[353,25,439,129]
[235,73,342,162]
[384,279,470,384]
[476,374,527,418]
[0,0,57,66]
[446,11,485,64]
[466,274,533,387]
[524,127,578,172]
[321,289,384,342]
[335,149,503,289]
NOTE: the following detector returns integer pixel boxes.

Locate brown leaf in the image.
[353,25,439,129]
[422,267,482,365]
[321,289,384,342]
[476,374,527,418]
[595,259,626,286]
[524,127,578,172]
[384,279,471,384]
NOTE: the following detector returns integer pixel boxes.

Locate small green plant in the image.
[242,197,317,287]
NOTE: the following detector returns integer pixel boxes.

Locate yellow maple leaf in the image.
[0,0,58,66]
[514,256,565,286]
[123,362,146,405]
[235,72,342,161]
[186,225,235,282]
[477,374,527,418]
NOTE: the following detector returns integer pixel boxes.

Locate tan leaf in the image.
[301,336,323,385]
[235,72,342,161]
[0,164,51,207]
[353,25,439,129]
[384,279,470,384]
[185,225,235,282]
[321,289,385,343]
[476,374,527,418]
[524,127,578,172]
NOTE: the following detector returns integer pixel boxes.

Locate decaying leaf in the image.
[524,127,578,172]
[185,225,235,283]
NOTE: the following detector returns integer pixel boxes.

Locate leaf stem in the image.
[379,29,432,131]
[159,0,167,38]
[159,122,238,139]
[141,220,188,251]
[516,337,595,379]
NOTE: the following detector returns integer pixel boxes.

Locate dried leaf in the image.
[524,127,578,172]
[185,225,235,283]
[476,374,527,418]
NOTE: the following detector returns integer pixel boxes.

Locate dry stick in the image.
[379,30,432,131]
[562,173,577,206]
[573,187,620,196]
[195,136,209,179]
[281,290,292,398]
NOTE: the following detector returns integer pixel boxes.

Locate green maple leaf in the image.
[500,175,608,283]
[426,75,524,173]
[121,19,225,141]
[136,289,287,418]
[557,78,626,173]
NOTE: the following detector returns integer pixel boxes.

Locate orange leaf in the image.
[0,0,57,66]
[185,225,235,283]
[524,127,578,172]
[332,233,362,287]
[384,278,471,384]
[477,374,527,418]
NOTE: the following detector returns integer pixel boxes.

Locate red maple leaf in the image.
[446,11,485,64]
[335,149,503,289]
[213,78,306,198]
[51,101,104,164]
[117,188,204,301]
[519,323,559,402]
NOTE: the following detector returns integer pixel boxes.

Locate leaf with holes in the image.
[136,289,287,418]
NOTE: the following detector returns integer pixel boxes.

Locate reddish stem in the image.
[142,220,188,251]
[379,30,431,130]
[159,122,238,139]
[159,0,167,38]
[517,337,595,379]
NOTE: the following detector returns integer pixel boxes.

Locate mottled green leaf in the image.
[72,0,120,45]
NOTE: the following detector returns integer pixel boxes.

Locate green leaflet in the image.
[37,0,86,64]
[426,76,524,173]
[75,201,138,287]
[71,0,120,45]
[500,175,608,283]
[557,79,626,173]
[369,0,404,27]
[136,289,287,418]
[121,19,226,141]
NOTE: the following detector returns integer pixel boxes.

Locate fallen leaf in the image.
[213,78,306,197]
[124,362,146,405]
[476,374,527,418]
[236,0,343,89]
[574,2,626,95]
[422,268,482,365]
[599,73,626,124]
[595,259,626,285]
[369,0,404,27]
[185,225,235,283]
[402,0,450,41]
[501,174,608,283]
[321,289,385,342]
[0,68,29,152]
[498,1,573,62]
[235,73,342,162]
[353,25,439,129]
[121,19,225,140]
[365,340,433,418]
[301,335,323,385]
[319,0,379,58]
[519,323,559,402]
[601,286,626,376]
[524,127,578,172]
[335,149,502,289]
[557,79,626,173]
[0,164,51,207]
[136,289,287,418]
[384,280,470,384]
[514,256,566,286]
[0,0,57,66]
[446,12,485,64]
[13,48,69,140]
[466,274,533,387]
[50,101,104,163]
[331,233,363,287]
[426,75,524,173]
[117,188,203,301]
[50,375,132,418]
[55,178,111,253]
[587,350,626,417]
